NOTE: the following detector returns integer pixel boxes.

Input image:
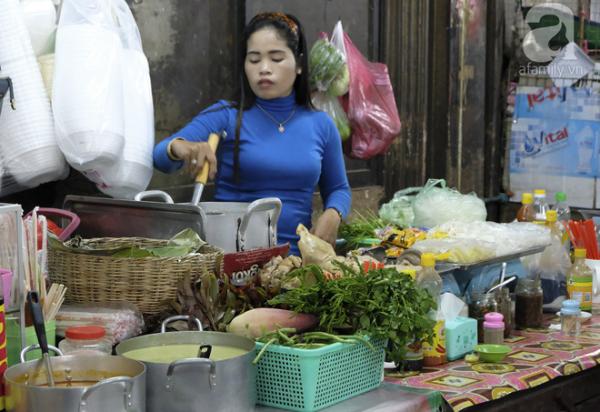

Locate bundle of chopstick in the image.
[566,219,600,259]
[22,208,67,321]
[43,283,66,322]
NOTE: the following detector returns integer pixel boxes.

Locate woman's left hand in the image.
[311,208,342,246]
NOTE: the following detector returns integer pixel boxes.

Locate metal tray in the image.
[63,195,205,240]
[435,244,549,273]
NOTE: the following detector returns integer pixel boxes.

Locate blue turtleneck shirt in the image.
[153,93,351,255]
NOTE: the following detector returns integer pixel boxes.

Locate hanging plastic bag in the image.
[308,21,349,96]
[53,0,125,176]
[342,31,401,159]
[412,179,487,228]
[311,91,351,141]
[96,0,154,198]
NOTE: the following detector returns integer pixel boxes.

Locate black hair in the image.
[232,13,313,183]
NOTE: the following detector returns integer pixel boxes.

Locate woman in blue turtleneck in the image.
[153,12,351,255]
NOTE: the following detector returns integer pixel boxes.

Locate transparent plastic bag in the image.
[342,31,401,159]
[311,91,351,141]
[413,179,486,228]
[55,301,144,345]
[308,21,348,96]
[411,238,496,264]
[378,186,420,227]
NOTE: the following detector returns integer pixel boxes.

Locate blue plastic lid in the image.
[561,299,581,316]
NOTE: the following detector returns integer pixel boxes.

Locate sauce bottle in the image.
[517,192,535,222]
[567,248,593,311]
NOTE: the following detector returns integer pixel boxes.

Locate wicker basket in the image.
[48,237,224,314]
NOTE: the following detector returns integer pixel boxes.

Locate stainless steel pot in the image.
[4,345,146,412]
[116,315,256,412]
[135,190,282,253]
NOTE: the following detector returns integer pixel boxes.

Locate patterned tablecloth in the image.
[385,312,600,411]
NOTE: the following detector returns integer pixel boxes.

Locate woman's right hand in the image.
[170,138,218,180]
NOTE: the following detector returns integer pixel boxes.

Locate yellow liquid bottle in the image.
[567,248,593,311]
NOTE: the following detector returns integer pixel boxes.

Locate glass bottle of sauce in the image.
[516,192,535,222]
[469,292,498,343]
[515,278,543,329]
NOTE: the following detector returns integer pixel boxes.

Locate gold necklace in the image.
[255,103,296,133]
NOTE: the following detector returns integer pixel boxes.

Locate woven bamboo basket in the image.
[48,237,224,314]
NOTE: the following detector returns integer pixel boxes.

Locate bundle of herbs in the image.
[338,210,390,250]
[268,262,436,364]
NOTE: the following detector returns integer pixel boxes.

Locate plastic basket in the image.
[255,338,385,412]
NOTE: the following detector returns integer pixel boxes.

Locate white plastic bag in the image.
[97,0,154,198]
[413,179,486,228]
[53,0,125,174]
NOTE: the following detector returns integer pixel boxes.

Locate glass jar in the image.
[59,326,112,356]
[495,287,513,338]
[560,299,581,337]
[469,293,498,343]
[515,278,543,329]
[483,312,505,345]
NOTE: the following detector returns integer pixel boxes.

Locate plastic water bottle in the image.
[533,189,549,223]
[553,191,571,222]
[517,192,535,222]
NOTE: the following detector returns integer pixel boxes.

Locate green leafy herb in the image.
[338,210,390,249]
[267,263,436,364]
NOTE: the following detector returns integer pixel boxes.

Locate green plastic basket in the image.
[255,338,385,412]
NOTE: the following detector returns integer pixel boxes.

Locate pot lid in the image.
[66,325,106,340]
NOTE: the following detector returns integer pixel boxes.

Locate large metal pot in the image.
[63,193,282,253]
[4,345,146,412]
[135,190,282,253]
[116,315,256,412]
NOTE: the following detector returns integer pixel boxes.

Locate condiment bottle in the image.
[567,248,593,311]
[483,312,505,345]
[59,326,112,356]
[553,191,571,222]
[494,287,513,338]
[560,299,581,337]
[469,292,498,343]
[516,192,535,222]
[417,253,446,366]
[533,189,549,223]
[515,278,543,329]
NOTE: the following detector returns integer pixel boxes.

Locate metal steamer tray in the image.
[63,195,206,240]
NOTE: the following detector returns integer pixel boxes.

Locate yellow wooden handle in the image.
[195,133,220,184]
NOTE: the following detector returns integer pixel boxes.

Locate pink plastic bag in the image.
[342,33,401,159]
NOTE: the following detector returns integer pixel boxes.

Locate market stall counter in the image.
[386,310,600,411]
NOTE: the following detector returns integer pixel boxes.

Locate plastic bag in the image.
[308,21,348,96]
[411,238,496,264]
[53,0,125,175]
[378,186,420,227]
[297,223,336,266]
[412,179,486,228]
[342,31,401,159]
[55,301,144,345]
[311,91,351,141]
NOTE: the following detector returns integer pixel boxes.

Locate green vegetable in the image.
[267,264,436,364]
[309,39,346,92]
[328,65,350,97]
[339,210,390,250]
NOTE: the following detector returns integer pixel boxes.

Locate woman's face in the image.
[244,28,299,100]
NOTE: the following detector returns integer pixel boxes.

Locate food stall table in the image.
[386,311,600,410]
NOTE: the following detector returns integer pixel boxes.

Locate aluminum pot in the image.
[135,190,282,253]
[4,345,146,412]
[116,315,256,412]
